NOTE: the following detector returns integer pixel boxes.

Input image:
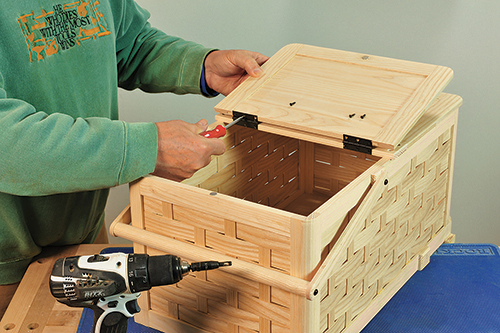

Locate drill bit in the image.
[190,261,232,272]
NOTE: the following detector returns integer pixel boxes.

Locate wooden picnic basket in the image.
[111,44,461,332]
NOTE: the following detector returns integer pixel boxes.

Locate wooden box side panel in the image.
[197,126,303,210]
[318,113,457,332]
[139,196,298,333]
[142,196,293,273]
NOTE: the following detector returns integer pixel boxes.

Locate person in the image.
[0,0,268,318]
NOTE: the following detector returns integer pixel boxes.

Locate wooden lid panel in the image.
[215,44,453,151]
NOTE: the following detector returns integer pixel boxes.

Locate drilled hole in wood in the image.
[3,323,15,330]
[27,323,39,330]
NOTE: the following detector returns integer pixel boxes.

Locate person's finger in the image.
[204,136,226,156]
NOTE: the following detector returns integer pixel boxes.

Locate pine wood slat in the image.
[236,223,290,252]
[271,288,291,309]
[238,293,290,328]
[140,176,297,236]
[171,205,226,234]
[206,298,260,330]
[207,270,259,298]
[178,305,230,333]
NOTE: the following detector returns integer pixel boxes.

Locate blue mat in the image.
[77,244,500,332]
[362,243,500,333]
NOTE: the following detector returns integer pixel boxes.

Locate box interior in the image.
[192,126,381,216]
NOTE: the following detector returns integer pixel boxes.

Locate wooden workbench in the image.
[1,244,126,333]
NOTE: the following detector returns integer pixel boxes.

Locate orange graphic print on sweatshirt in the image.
[18,1,111,62]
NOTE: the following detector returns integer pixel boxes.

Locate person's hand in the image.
[152,119,226,182]
[204,50,269,96]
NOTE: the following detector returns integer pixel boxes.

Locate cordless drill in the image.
[49,252,231,333]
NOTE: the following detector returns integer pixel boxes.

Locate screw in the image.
[360,114,366,119]
[349,113,356,118]
[289,101,296,106]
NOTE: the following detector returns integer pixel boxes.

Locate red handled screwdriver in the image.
[200,116,245,138]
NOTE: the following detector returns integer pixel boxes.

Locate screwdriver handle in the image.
[200,125,227,139]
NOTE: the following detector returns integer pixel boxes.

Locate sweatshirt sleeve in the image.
[112,1,215,94]
[0,73,158,197]
[0,0,213,197]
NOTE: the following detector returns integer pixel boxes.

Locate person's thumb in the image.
[245,58,263,78]
[195,119,209,132]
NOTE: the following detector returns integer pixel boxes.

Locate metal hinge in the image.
[233,111,260,129]
[343,135,373,155]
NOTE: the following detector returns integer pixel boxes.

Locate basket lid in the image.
[215,44,453,156]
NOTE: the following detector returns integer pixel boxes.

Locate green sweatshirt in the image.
[0,0,214,284]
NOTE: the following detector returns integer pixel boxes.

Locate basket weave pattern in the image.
[140,126,452,333]
[319,128,452,332]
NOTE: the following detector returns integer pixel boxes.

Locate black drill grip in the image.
[99,311,129,333]
[88,306,128,333]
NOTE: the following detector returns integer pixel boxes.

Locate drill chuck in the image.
[128,256,231,292]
